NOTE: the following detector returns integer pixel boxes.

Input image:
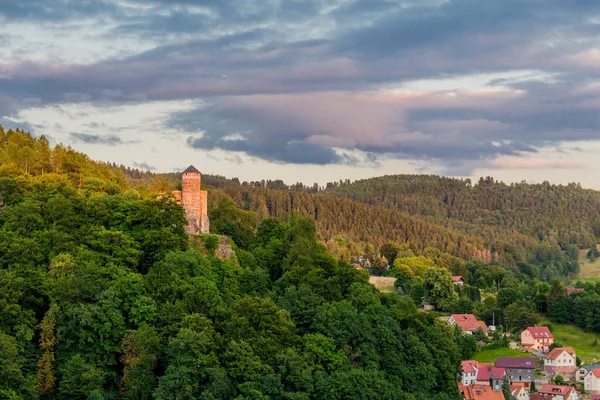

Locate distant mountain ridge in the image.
[1,125,594,267]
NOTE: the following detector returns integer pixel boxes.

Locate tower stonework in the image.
[179,165,210,234]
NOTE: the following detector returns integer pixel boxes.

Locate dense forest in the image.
[0,126,466,399]
[4,125,600,398]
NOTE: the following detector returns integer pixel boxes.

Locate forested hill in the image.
[106,149,597,269]
[322,175,600,249]
[0,125,589,266]
[0,126,467,399]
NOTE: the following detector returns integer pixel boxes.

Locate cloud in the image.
[2,0,600,174]
[492,160,584,170]
[132,161,157,171]
[170,90,551,166]
[69,132,128,146]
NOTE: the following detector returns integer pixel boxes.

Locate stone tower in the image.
[180,165,209,234]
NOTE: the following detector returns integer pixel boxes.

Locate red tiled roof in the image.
[592,368,600,378]
[495,357,536,369]
[451,314,489,333]
[524,326,553,339]
[476,365,505,381]
[452,276,465,282]
[567,286,585,295]
[538,384,575,397]
[545,347,575,360]
[460,384,504,400]
[530,394,552,400]
[462,360,479,373]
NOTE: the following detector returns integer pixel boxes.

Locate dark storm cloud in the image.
[69,132,125,146]
[2,0,600,169]
[177,103,344,164]
[187,135,343,165]
[133,161,157,171]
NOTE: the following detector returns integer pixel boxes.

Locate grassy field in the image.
[369,276,396,293]
[472,347,531,363]
[542,320,600,363]
[573,247,600,283]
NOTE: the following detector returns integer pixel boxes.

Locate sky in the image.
[1,0,600,187]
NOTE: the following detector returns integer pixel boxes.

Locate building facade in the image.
[495,358,536,388]
[537,384,580,400]
[173,165,210,234]
[449,314,489,335]
[521,326,554,352]
[577,364,600,382]
[585,369,600,395]
[543,348,577,379]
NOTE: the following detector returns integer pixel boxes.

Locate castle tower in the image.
[180,165,209,234]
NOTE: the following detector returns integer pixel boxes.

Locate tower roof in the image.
[183,165,200,174]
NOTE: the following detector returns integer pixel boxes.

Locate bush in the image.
[202,234,221,255]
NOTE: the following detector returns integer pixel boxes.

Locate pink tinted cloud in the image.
[493,160,584,169]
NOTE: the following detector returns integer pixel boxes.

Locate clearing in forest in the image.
[574,246,600,283]
[542,320,600,363]
[472,348,531,363]
[369,276,396,293]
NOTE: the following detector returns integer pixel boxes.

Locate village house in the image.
[521,326,554,352]
[458,382,504,400]
[543,347,577,379]
[566,286,584,296]
[536,384,580,400]
[474,364,506,386]
[576,363,600,382]
[511,385,530,400]
[453,276,465,286]
[461,360,479,385]
[449,314,489,335]
[461,360,506,386]
[584,368,600,395]
[495,357,536,388]
[529,390,547,400]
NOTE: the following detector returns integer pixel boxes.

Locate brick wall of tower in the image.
[199,190,209,233]
[182,172,202,234]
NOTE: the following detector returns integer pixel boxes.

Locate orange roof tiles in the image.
[524,326,553,339]
[462,360,479,373]
[460,384,504,400]
[545,347,575,360]
[538,384,577,399]
[451,314,489,333]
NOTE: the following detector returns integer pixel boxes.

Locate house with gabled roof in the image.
[474,364,505,386]
[511,385,530,400]
[450,314,489,335]
[577,363,600,382]
[566,286,584,296]
[460,361,506,387]
[458,383,504,400]
[453,276,465,285]
[585,368,600,395]
[496,357,536,388]
[537,384,580,400]
[530,394,553,400]
[461,360,480,385]
[521,326,554,352]
[544,347,576,379]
